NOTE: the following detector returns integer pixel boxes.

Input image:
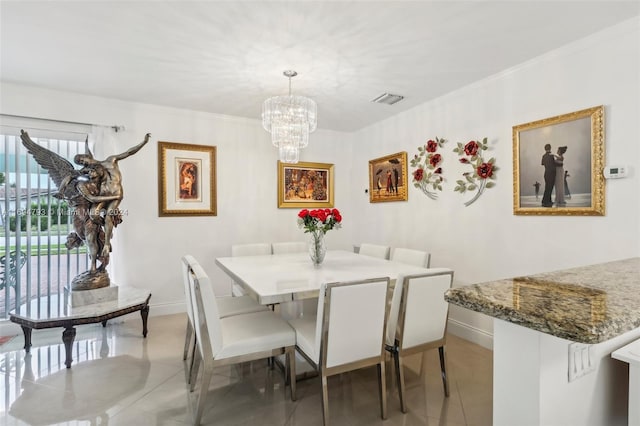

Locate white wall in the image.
[1,18,638,348]
[349,18,640,347]
[0,83,355,316]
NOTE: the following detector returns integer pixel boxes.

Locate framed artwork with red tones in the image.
[277,161,334,208]
[158,141,216,216]
[512,105,605,216]
[368,151,408,203]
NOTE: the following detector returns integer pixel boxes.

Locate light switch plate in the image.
[568,342,596,382]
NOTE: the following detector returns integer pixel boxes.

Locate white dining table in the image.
[215,249,431,305]
[215,249,435,376]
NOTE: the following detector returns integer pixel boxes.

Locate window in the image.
[1,116,94,319]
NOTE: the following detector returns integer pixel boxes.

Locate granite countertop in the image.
[444,258,640,344]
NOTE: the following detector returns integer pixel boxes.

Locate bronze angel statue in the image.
[20,130,150,290]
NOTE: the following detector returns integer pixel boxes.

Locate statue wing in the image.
[20,130,78,187]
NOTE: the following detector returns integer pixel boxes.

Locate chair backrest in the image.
[386,269,454,349]
[315,277,390,369]
[231,243,272,256]
[272,242,307,254]
[358,243,390,260]
[391,248,431,268]
[181,255,198,326]
[185,256,223,359]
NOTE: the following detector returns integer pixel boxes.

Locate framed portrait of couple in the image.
[512,105,605,216]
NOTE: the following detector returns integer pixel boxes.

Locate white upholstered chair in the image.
[185,256,296,425]
[358,243,391,260]
[181,255,267,382]
[390,248,431,268]
[230,243,272,296]
[385,269,454,412]
[288,277,391,426]
[271,241,307,254]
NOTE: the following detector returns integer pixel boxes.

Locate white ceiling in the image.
[1,1,639,132]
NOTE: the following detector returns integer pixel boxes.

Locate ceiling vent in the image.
[371,93,404,105]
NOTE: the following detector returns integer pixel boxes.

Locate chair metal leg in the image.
[183,320,192,360]
[194,362,213,426]
[321,374,330,426]
[394,350,407,413]
[378,361,387,420]
[287,348,297,401]
[438,345,450,397]
[190,349,201,392]
[187,336,197,384]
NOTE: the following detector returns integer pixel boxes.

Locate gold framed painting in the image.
[368,151,408,203]
[512,105,605,216]
[158,141,217,216]
[277,161,334,208]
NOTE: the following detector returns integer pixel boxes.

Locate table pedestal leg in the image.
[141,305,149,337]
[21,326,32,353]
[62,327,76,369]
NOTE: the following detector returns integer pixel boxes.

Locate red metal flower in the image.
[464,140,479,156]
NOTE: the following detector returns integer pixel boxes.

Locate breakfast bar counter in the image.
[445,257,640,344]
[445,257,640,426]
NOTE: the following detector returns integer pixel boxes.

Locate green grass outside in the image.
[1,224,87,257]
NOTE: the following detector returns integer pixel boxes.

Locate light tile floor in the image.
[0,313,492,425]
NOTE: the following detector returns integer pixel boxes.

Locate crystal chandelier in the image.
[262,70,317,163]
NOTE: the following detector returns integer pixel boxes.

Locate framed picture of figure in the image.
[368,151,408,203]
[512,105,605,216]
[158,141,217,216]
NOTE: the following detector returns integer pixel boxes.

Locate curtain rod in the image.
[1,114,125,132]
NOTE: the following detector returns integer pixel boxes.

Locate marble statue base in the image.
[66,285,119,307]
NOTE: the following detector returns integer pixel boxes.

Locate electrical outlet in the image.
[568,342,596,382]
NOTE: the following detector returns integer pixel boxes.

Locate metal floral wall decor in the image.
[453,137,498,206]
[410,137,446,200]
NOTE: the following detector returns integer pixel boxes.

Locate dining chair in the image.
[385,269,454,413]
[230,243,272,296]
[288,277,391,426]
[185,257,297,426]
[390,248,431,268]
[358,243,391,259]
[181,255,268,383]
[271,241,307,254]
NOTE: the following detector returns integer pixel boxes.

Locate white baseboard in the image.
[447,318,494,350]
[148,301,185,317]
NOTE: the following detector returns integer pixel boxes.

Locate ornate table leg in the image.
[62,326,76,368]
[21,326,33,353]
[141,305,149,338]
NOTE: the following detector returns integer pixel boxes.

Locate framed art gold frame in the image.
[368,151,408,203]
[513,105,605,216]
[158,141,216,216]
[277,161,334,208]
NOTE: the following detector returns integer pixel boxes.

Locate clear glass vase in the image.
[308,231,326,266]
